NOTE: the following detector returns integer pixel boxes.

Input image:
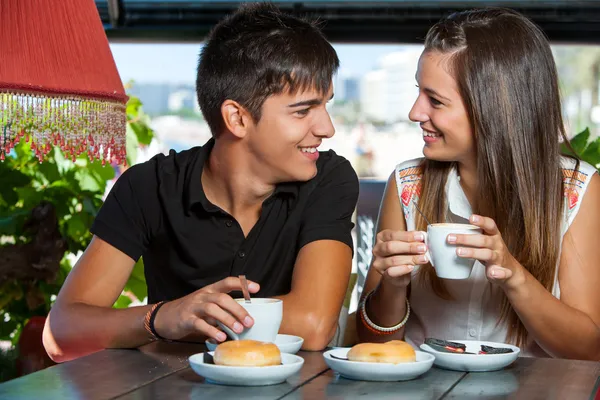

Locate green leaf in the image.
[0,168,31,188]
[14,187,41,209]
[52,147,74,174]
[131,258,146,280]
[87,159,115,189]
[126,124,139,166]
[0,214,23,236]
[62,169,81,191]
[124,259,147,301]
[9,324,23,346]
[13,140,33,160]
[66,214,88,240]
[74,168,102,192]
[0,188,18,207]
[0,316,18,341]
[569,128,591,155]
[130,121,154,146]
[580,138,600,167]
[37,161,61,185]
[0,283,23,311]
[126,96,143,118]
[82,197,98,216]
[113,295,133,309]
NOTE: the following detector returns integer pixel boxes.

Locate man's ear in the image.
[221,100,253,139]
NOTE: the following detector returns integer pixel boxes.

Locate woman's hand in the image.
[153,277,260,343]
[450,214,525,289]
[371,230,429,288]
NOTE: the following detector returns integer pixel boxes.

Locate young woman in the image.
[358,8,600,360]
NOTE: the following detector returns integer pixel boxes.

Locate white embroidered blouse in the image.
[394,156,597,357]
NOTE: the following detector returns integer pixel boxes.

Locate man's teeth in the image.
[423,131,440,137]
[300,147,317,153]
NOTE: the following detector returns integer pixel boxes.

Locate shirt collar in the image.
[186,138,299,212]
[446,166,473,220]
[186,138,218,212]
[273,181,299,197]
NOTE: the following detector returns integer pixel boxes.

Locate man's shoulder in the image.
[313,149,358,187]
[121,146,202,184]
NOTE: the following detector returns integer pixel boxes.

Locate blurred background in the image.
[101,0,600,178]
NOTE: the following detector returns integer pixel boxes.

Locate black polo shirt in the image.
[91,139,359,303]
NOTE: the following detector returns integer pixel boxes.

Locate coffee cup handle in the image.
[422,231,434,267]
[218,322,239,340]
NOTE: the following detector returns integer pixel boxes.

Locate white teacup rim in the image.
[234,298,282,304]
[428,223,480,230]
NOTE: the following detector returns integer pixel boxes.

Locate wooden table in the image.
[0,342,598,400]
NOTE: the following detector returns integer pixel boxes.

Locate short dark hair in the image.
[196,2,339,136]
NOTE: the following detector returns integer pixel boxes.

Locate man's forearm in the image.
[44,302,153,363]
[274,293,340,351]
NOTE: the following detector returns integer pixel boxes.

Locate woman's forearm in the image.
[356,279,408,343]
[506,270,600,360]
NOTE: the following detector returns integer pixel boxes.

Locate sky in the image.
[109,43,421,85]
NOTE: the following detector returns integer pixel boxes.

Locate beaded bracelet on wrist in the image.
[359,290,410,335]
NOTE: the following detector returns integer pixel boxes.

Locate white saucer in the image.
[323,347,435,382]
[205,334,304,354]
[189,352,304,386]
[420,340,520,372]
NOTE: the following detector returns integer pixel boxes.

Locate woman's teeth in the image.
[423,131,441,137]
[300,147,317,153]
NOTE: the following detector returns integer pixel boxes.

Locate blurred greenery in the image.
[554,47,600,133]
[561,127,600,173]
[0,92,153,346]
[0,346,18,382]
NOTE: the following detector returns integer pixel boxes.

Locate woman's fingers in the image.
[385,265,415,278]
[373,240,427,257]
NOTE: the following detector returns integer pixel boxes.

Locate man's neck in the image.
[201,137,275,219]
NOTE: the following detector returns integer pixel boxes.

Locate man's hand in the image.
[153,277,260,342]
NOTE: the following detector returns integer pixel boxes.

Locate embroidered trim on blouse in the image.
[396,165,423,220]
[563,168,589,212]
[396,162,591,221]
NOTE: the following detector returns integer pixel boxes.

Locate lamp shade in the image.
[0,0,128,164]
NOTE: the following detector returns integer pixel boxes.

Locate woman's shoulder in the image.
[560,156,596,175]
[560,156,597,188]
[393,158,425,217]
[395,157,425,185]
[560,156,598,215]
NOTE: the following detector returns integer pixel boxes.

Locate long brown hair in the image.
[415,8,577,346]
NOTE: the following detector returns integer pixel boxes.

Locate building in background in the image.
[337,76,360,103]
[128,83,198,115]
[361,49,422,124]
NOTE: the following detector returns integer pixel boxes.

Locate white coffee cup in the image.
[424,223,482,279]
[218,298,282,342]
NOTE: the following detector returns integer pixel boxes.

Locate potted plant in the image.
[0,93,153,381]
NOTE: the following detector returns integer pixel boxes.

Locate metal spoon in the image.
[411,199,432,226]
[239,275,251,304]
[330,354,349,361]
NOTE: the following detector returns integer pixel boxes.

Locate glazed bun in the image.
[347,340,416,364]
[213,340,281,367]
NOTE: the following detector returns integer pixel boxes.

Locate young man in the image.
[43,2,359,362]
